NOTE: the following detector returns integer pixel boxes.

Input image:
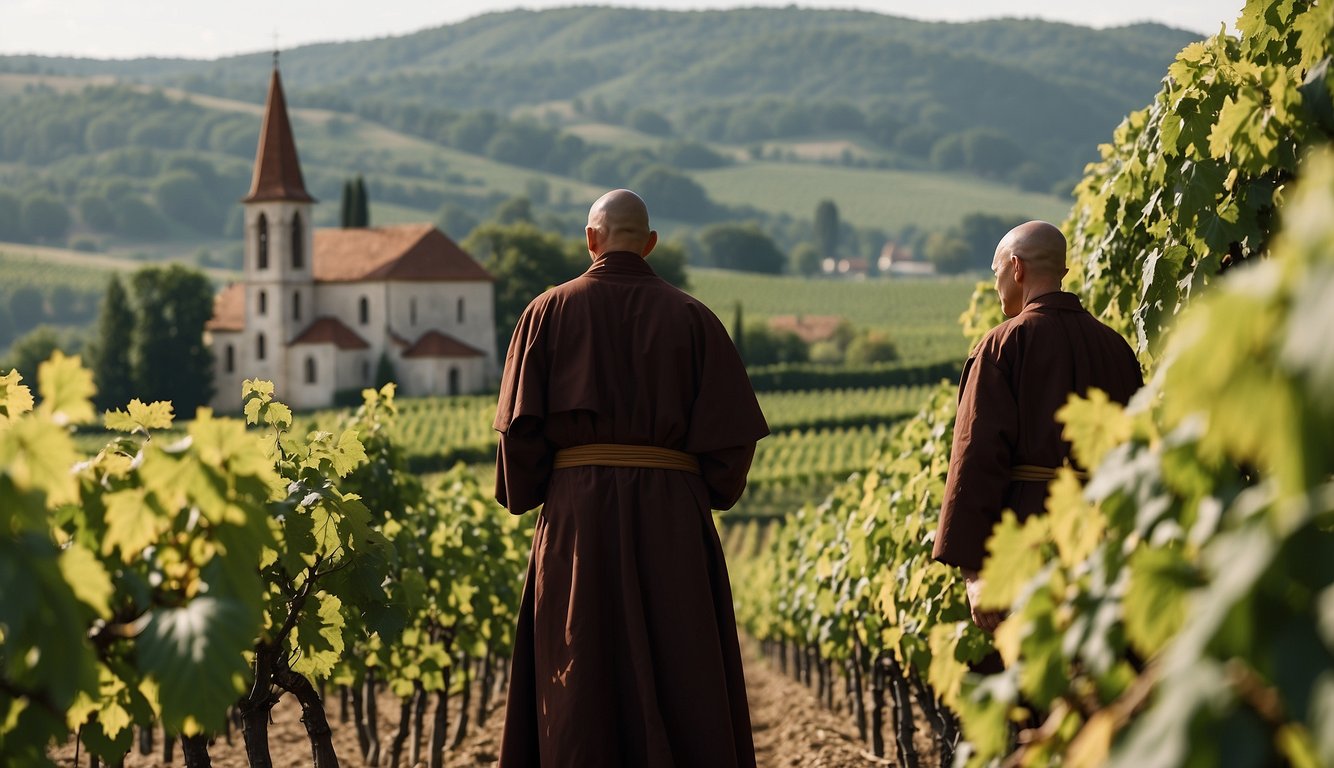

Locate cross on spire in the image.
[272,30,280,68]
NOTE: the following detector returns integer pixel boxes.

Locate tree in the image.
[340,179,355,228]
[375,351,396,389]
[647,240,689,290]
[922,231,972,274]
[354,176,370,227]
[77,193,116,232]
[0,190,26,241]
[463,222,585,352]
[154,169,223,234]
[2,326,73,383]
[844,329,898,365]
[628,166,712,221]
[627,107,673,136]
[87,274,135,410]
[495,196,533,224]
[791,242,822,276]
[740,321,807,366]
[699,223,786,274]
[9,287,46,332]
[21,195,71,243]
[130,265,215,413]
[814,200,839,261]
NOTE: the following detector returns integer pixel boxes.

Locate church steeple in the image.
[243,64,314,203]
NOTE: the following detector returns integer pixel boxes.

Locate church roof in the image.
[312,224,494,283]
[206,283,246,332]
[402,330,486,359]
[290,317,371,350]
[242,67,315,204]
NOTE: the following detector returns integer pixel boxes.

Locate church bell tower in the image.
[241,57,315,391]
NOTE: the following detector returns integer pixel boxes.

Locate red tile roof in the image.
[402,330,485,359]
[312,224,493,283]
[242,67,314,204]
[768,315,846,343]
[206,283,245,331]
[290,317,370,350]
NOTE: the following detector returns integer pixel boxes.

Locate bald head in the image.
[586,189,657,259]
[996,220,1067,279]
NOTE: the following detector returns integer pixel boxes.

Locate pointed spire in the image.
[243,64,314,203]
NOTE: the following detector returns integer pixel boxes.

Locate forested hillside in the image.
[2,9,1195,188]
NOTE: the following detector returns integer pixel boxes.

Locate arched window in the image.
[291,212,304,269]
[448,367,460,396]
[256,332,266,361]
[225,344,235,373]
[257,213,269,270]
[457,297,465,324]
[305,356,316,384]
[358,296,369,325]
[257,289,267,316]
[292,291,301,321]
[410,298,418,326]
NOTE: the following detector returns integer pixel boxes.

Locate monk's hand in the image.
[963,569,1006,634]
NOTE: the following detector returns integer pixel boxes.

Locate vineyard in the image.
[724,3,1334,766]
[4,2,1334,767]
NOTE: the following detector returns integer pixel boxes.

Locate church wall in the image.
[285,344,338,411]
[314,282,388,348]
[208,330,246,413]
[398,357,486,398]
[385,281,498,375]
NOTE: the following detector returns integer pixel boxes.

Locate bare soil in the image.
[51,648,899,768]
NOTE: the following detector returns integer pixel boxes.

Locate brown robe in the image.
[933,291,1143,571]
[494,251,769,768]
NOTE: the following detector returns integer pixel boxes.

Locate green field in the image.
[686,269,978,365]
[690,162,1072,232]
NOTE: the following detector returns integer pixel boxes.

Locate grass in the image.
[0,243,243,293]
[686,270,979,364]
[690,161,1071,232]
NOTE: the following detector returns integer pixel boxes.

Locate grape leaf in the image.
[36,352,96,426]
[57,542,114,620]
[104,399,175,434]
[137,597,254,736]
[289,592,346,679]
[0,369,34,423]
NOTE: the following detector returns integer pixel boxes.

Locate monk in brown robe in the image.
[932,221,1142,632]
[494,189,769,767]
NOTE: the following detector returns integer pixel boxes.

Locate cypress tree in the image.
[89,274,135,410]
[374,351,396,388]
[814,199,840,261]
[340,179,355,228]
[354,176,370,227]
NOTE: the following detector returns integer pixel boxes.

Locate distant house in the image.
[206,66,497,412]
[878,241,935,276]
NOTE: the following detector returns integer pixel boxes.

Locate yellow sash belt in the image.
[1010,464,1088,482]
[553,443,701,474]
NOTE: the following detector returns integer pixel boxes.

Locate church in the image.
[206,65,498,412]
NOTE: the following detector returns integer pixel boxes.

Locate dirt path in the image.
[51,649,890,767]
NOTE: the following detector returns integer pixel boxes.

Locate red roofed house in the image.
[206,66,497,411]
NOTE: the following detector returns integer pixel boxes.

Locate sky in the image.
[2,1,1244,60]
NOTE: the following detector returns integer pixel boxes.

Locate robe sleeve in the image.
[494,302,552,514]
[932,353,1018,571]
[683,303,770,510]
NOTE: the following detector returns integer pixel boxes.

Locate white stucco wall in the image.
[208,330,246,413]
[397,357,485,397]
[385,281,497,371]
[285,344,338,411]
